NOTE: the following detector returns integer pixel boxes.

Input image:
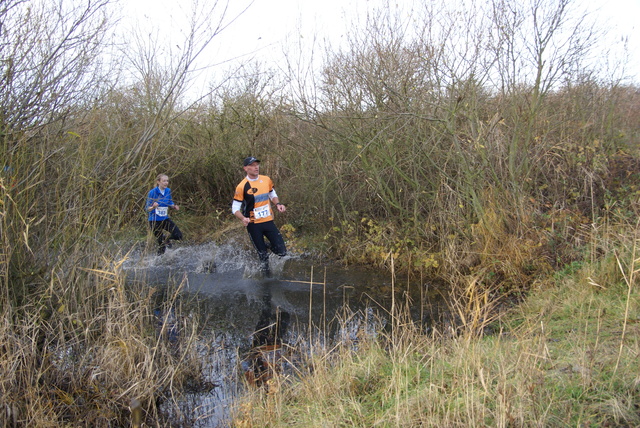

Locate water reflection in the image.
[241,281,291,387]
[122,241,446,426]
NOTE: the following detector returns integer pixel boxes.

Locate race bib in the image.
[155,207,168,217]
[253,204,271,219]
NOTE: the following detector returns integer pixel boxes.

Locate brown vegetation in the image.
[1,0,639,425]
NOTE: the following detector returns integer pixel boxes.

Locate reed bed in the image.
[0,246,207,426]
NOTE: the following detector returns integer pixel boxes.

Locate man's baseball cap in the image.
[243,156,260,166]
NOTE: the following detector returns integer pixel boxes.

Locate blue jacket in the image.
[146,187,175,221]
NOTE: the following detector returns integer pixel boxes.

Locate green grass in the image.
[232,231,640,427]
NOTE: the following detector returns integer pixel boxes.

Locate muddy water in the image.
[122,241,447,426]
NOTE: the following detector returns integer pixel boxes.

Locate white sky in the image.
[120,0,640,95]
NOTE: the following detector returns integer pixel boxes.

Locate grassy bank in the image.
[232,221,640,427]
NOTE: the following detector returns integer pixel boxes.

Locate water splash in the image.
[121,240,293,278]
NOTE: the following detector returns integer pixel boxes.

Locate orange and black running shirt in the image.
[233,175,276,224]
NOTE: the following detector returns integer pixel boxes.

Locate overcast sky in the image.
[121,0,640,95]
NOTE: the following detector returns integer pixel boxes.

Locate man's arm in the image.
[232,200,250,226]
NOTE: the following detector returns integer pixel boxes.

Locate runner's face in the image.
[158,176,169,190]
[244,162,259,178]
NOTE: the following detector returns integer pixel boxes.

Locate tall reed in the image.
[0,95,209,425]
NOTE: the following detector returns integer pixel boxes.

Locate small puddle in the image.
[122,241,447,426]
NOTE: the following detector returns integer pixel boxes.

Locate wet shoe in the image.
[260,261,271,277]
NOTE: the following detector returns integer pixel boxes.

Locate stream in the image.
[122,240,448,426]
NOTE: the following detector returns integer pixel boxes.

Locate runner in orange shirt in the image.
[232,157,287,274]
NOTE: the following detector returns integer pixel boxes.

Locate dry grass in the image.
[0,246,205,426]
[231,221,640,427]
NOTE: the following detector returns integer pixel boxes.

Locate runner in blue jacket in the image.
[146,174,183,255]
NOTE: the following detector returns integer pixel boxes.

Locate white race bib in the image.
[155,207,168,217]
[253,204,271,219]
